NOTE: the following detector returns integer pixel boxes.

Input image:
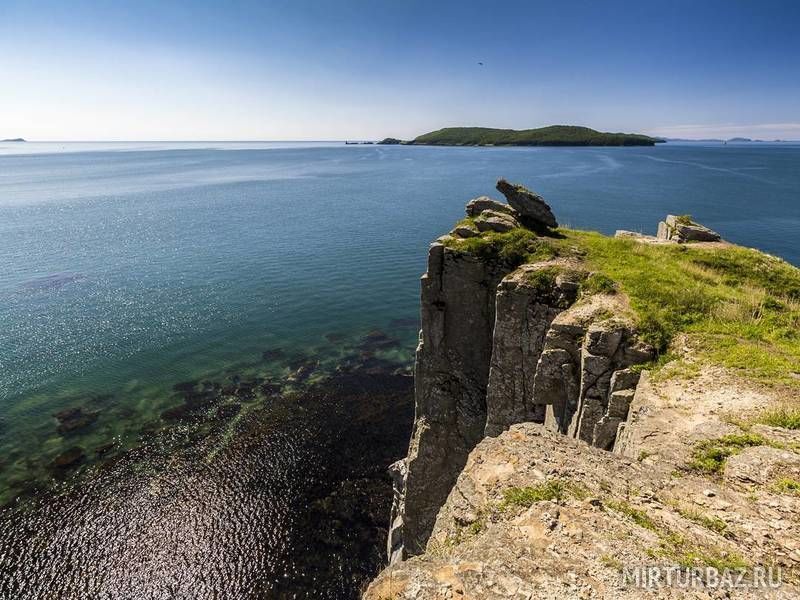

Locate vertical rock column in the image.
[536,299,655,449]
[484,264,579,437]
[390,241,513,559]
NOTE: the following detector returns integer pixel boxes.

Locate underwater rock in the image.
[235,382,257,400]
[94,441,116,456]
[260,381,282,395]
[325,332,347,343]
[52,446,85,469]
[388,317,420,329]
[172,380,198,393]
[160,404,193,421]
[289,363,317,383]
[262,348,285,361]
[359,330,401,351]
[183,389,221,409]
[54,406,99,435]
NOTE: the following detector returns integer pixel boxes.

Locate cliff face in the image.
[390,250,654,561]
[393,243,514,558]
[387,183,659,561]
[371,182,800,598]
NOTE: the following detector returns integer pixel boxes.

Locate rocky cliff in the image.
[369,181,800,598]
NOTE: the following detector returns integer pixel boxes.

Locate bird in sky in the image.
[478,61,484,66]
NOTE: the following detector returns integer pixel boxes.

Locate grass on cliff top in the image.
[552,230,800,386]
[443,227,556,267]
[442,221,800,386]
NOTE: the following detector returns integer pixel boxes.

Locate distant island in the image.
[378,126,662,147]
[1,138,25,142]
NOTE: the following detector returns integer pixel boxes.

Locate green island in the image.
[379,125,661,147]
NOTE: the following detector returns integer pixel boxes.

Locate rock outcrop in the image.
[370,189,800,598]
[496,179,558,229]
[392,239,516,558]
[367,420,800,599]
[388,189,653,562]
[536,296,654,449]
[657,214,721,243]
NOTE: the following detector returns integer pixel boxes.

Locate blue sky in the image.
[1,0,798,140]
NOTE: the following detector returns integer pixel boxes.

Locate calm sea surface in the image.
[0,140,798,597]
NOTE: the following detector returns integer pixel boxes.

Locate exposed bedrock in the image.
[484,264,579,436]
[392,241,515,558]
[537,297,655,449]
[389,192,655,561]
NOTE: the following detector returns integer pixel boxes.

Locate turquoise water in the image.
[3,142,799,405]
[0,141,798,596]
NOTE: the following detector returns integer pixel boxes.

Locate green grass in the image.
[581,272,617,295]
[411,125,659,147]
[524,267,560,296]
[600,554,624,571]
[649,532,749,570]
[546,231,800,384]
[686,433,769,475]
[773,477,800,495]
[754,406,800,430]
[443,227,555,267]
[499,480,567,509]
[676,507,729,536]
[447,222,800,386]
[602,499,746,570]
[605,499,657,531]
[497,479,588,510]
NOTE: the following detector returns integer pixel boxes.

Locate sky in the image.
[1,0,798,141]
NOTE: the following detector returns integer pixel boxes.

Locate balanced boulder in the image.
[496,179,558,228]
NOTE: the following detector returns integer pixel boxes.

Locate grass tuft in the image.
[754,406,800,430]
[773,477,800,495]
[605,499,657,531]
[686,433,769,475]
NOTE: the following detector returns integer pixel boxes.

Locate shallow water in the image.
[0,141,798,597]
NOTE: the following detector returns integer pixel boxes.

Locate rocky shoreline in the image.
[0,329,417,598]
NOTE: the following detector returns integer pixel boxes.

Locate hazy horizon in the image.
[2,0,798,141]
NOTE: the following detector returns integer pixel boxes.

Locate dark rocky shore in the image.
[0,334,414,599]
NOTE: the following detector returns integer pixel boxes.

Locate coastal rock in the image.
[465,196,518,218]
[396,240,516,557]
[657,214,721,243]
[473,210,520,233]
[484,264,580,436]
[366,421,800,599]
[452,225,478,238]
[52,446,85,469]
[54,406,99,435]
[496,179,557,228]
[388,196,654,561]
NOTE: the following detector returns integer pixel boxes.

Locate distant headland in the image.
[377,125,662,147]
[1,138,26,142]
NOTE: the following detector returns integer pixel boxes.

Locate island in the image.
[1,138,26,142]
[378,125,661,147]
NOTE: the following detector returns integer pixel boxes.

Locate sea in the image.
[1,140,798,598]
